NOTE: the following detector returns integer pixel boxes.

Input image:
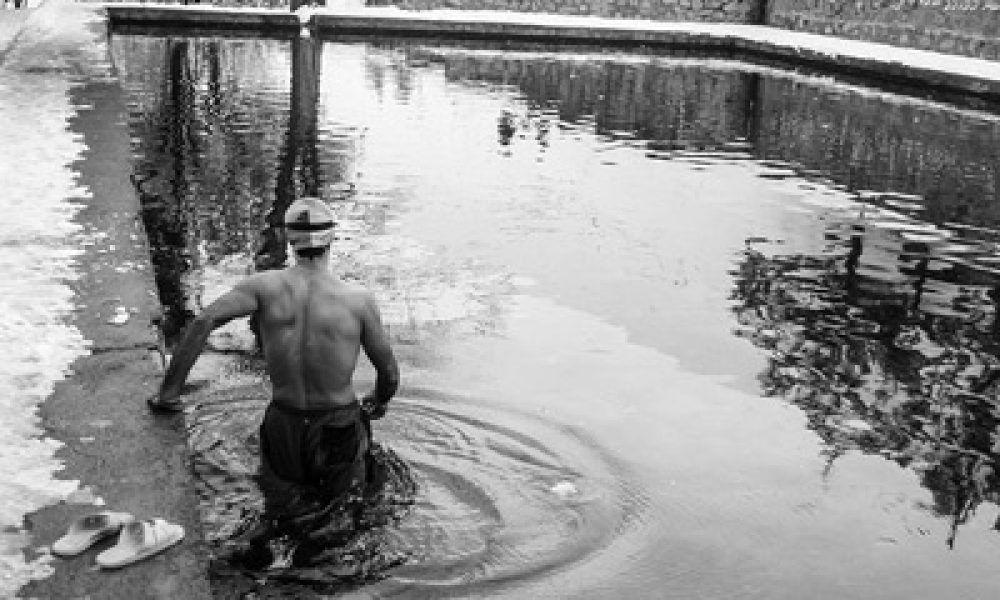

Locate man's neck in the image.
[293,254,330,272]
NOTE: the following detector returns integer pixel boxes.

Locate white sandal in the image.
[52,511,133,557]
[95,518,185,569]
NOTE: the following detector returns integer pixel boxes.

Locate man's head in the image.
[284,197,335,258]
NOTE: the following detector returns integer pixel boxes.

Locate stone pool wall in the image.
[369,0,762,24]
[767,0,1000,60]
[369,0,1000,59]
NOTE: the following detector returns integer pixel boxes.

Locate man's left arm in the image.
[155,279,260,407]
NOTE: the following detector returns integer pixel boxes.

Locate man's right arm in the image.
[359,292,399,416]
[157,278,261,404]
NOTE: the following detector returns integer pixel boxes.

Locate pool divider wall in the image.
[105,4,302,31]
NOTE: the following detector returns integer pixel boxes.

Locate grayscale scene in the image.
[2,0,1000,598]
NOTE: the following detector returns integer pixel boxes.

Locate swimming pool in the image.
[111,33,1000,598]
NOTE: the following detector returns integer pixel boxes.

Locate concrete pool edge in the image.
[9,4,213,597]
[102,3,1000,105]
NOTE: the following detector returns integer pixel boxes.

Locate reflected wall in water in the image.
[401,46,1000,225]
[415,50,755,147]
[754,77,1000,228]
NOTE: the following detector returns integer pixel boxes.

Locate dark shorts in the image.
[257,401,369,523]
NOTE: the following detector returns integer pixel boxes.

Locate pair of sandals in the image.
[52,511,185,569]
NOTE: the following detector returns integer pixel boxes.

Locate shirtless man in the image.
[150,197,399,530]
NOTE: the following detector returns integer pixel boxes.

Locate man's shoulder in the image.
[336,280,376,305]
[240,269,283,290]
[231,269,296,302]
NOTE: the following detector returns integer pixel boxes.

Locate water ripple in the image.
[188,382,647,596]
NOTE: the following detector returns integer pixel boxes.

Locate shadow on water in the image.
[111,31,1000,596]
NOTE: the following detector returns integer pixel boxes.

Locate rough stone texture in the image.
[768,0,1000,59]
[367,0,761,23]
[361,0,1000,58]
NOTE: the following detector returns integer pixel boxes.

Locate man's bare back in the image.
[250,265,393,410]
[150,197,398,415]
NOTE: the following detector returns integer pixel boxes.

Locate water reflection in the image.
[110,33,1000,595]
[123,36,294,342]
[258,35,324,272]
[408,48,1000,547]
[731,205,1000,548]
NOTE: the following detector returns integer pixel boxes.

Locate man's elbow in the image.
[380,358,400,393]
[387,361,401,389]
[184,313,218,340]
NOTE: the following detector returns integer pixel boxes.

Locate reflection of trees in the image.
[256,35,323,272]
[132,40,198,343]
[120,36,291,343]
[121,34,346,349]
[732,221,1000,547]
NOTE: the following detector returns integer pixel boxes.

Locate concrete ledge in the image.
[731,37,1000,102]
[312,13,732,48]
[106,3,300,31]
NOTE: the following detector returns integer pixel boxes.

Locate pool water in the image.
[110,34,1000,598]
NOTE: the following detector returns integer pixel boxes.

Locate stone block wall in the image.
[767,0,1000,59]
[372,0,760,23]
[370,0,1000,59]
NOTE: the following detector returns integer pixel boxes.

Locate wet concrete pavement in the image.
[21,78,213,600]
[2,2,211,598]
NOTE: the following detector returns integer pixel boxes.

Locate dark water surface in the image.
[110,34,1000,599]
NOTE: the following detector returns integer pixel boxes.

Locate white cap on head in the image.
[284,196,335,250]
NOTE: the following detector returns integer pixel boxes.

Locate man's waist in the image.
[268,399,359,418]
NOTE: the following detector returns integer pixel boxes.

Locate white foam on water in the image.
[0,0,113,594]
